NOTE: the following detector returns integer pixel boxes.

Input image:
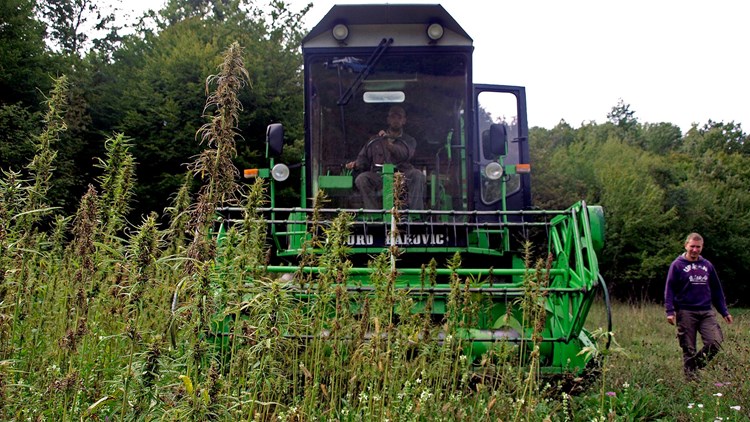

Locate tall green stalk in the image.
[59,185,100,374]
[96,133,137,240]
[24,75,68,226]
[2,76,69,366]
[121,212,161,419]
[513,241,550,421]
[164,172,194,255]
[183,42,247,278]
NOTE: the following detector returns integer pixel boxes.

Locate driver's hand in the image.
[345,161,356,170]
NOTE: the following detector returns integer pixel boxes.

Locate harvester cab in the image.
[218,4,609,375]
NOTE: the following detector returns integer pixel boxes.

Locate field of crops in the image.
[1,209,748,421]
[1,48,748,422]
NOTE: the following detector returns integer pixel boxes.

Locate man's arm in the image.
[665,262,677,325]
[346,143,372,170]
[708,262,732,323]
[385,137,412,163]
[386,134,417,164]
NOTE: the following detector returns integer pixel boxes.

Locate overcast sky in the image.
[118,0,749,133]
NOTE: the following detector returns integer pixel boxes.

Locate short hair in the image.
[685,232,703,243]
[388,105,406,117]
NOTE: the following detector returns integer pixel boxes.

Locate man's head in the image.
[387,105,407,131]
[684,232,704,261]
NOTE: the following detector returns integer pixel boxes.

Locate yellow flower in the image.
[179,374,194,395]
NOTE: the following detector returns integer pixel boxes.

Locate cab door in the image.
[473,84,530,212]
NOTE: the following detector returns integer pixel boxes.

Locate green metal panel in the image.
[587,205,605,253]
[318,175,353,189]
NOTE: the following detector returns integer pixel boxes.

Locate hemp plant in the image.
[513,241,552,421]
[23,75,68,229]
[169,42,250,399]
[235,177,270,283]
[118,212,163,419]
[0,169,27,323]
[184,41,248,275]
[2,77,69,361]
[95,133,137,240]
[62,185,100,352]
[163,172,194,255]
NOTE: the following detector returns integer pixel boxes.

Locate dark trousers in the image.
[676,309,723,378]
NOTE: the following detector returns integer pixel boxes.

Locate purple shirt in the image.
[664,254,729,317]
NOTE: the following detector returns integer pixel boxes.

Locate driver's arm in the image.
[347,143,371,170]
[386,137,413,163]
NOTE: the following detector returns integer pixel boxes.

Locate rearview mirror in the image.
[489,123,507,156]
[266,123,284,156]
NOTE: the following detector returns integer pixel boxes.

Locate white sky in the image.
[116,0,749,133]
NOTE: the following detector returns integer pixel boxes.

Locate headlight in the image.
[427,23,444,41]
[484,162,503,180]
[271,163,290,182]
[332,24,349,41]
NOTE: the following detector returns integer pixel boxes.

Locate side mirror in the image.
[489,123,508,156]
[266,123,284,156]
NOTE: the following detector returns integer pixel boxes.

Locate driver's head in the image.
[387,105,407,131]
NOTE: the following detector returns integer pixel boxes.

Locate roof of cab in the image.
[302,4,472,44]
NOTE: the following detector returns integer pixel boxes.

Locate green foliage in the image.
[0,0,307,220]
[672,152,750,300]
[80,1,308,216]
[26,75,69,213]
[95,133,137,238]
[641,121,682,154]
[531,100,750,301]
[594,141,678,297]
[607,98,638,132]
[682,120,749,155]
[159,0,250,25]
[3,47,750,420]
[0,0,50,105]
[105,19,232,213]
[581,303,750,421]
[37,0,119,55]
[0,104,38,169]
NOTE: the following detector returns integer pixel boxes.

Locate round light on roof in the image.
[427,23,444,41]
[271,163,290,182]
[332,24,349,41]
[484,162,504,180]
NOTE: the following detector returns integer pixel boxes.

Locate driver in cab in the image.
[346,105,425,210]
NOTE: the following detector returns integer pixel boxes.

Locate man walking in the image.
[665,233,733,380]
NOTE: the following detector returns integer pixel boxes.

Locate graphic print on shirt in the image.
[683,263,709,285]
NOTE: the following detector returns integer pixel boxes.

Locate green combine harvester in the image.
[216,4,609,375]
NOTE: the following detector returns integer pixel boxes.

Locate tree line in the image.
[531,102,750,303]
[1,0,308,213]
[2,0,748,304]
